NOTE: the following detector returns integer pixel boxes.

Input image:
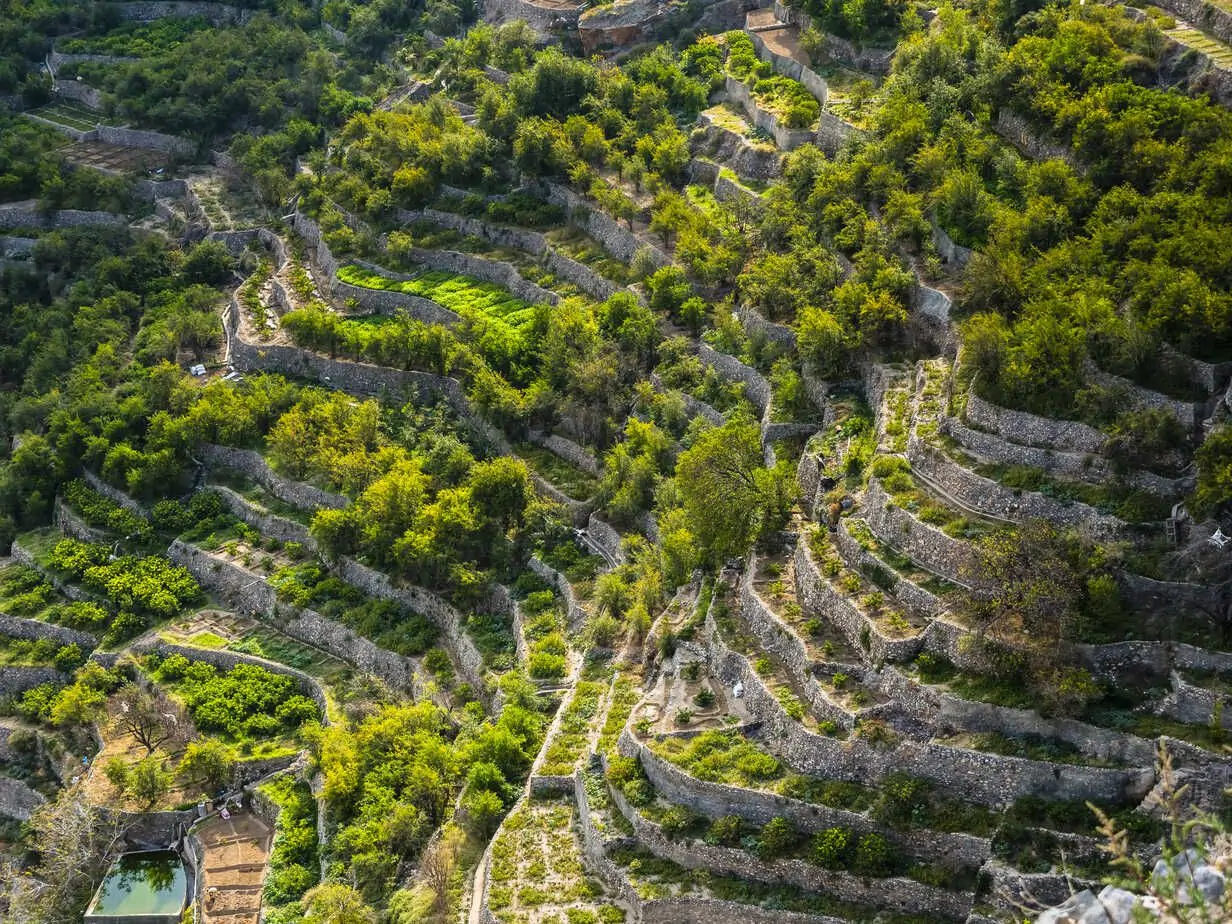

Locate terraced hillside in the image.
[3,0,1232,922]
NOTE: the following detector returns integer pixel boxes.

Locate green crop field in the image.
[29,102,113,131]
[338,265,541,337]
[1169,27,1232,67]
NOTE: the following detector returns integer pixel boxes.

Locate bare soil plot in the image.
[197,810,273,924]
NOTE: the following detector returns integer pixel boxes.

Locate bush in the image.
[757,817,799,860]
[854,832,895,875]
[811,826,852,868]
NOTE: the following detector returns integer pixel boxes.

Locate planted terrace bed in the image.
[28,102,115,131]
[157,610,373,713]
[840,520,960,600]
[516,442,599,500]
[487,795,626,924]
[0,563,76,626]
[804,528,930,641]
[1167,26,1232,68]
[538,679,606,776]
[869,456,996,541]
[337,264,541,345]
[608,845,938,923]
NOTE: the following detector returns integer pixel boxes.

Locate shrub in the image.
[855,832,895,875]
[811,826,852,868]
[707,815,743,846]
[757,817,799,860]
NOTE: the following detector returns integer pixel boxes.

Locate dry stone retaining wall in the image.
[906,436,1125,538]
[53,496,110,542]
[531,180,671,267]
[0,612,94,649]
[725,75,817,150]
[1155,0,1232,44]
[964,392,1106,454]
[333,279,462,325]
[0,203,128,231]
[628,734,990,868]
[861,478,973,585]
[793,538,924,663]
[527,558,587,633]
[697,342,772,415]
[0,665,70,696]
[939,413,1188,496]
[710,631,1151,806]
[132,638,329,722]
[52,78,104,108]
[748,30,828,103]
[605,760,975,919]
[201,444,348,511]
[690,112,783,180]
[834,519,943,620]
[114,1,252,23]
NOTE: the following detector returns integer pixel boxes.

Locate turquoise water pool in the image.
[85,850,188,922]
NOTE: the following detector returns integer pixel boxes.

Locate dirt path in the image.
[196,810,272,924]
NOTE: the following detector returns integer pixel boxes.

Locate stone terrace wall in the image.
[290,212,340,286]
[334,279,463,326]
[201,444,348,510]
[404,247,560,305]
[628,733,990,868]
[166,539,430,694]
[906,436,1125,538]
[834,519,943,620]
[96,125,194,157]
[53,496,110,542]
[1155,0,1232,44]
[482,0,581,32]
[697,342,772,415]
[0,612,95,649]
[931,221,973,268]
[0,202,128,231]
[400,206,624,302]
[748,30,828,104]
[710,644,1154,806]
[585,513,626,565]
[793,538,924,663]
[726,75,817,151]
[964,391,1106,454]
[0,665,70,696]
[132,638,329,722]
[605,759,975,920]
[53,78,104,108]
[861,478,973,585]
[529,431,601,475]
[771,3,894,73]
[527,558,587,633]
[114,1,252,23]
[530,180,671,268]
[738,561,857,728]
[939,413,1188,496]
[993,110,1081,170]
[690,112,784,181]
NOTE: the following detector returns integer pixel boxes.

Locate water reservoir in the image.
[84,849,189,924]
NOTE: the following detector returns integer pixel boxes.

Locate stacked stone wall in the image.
[0,612,95,649]
[725,75,817,150]
[963,392,1106,455]
[604,763,975,919]
[717,644,1152,804]
[96,125,194,156]
[690,112,783,180]
[531,180,671,267]
[201,444,348,510]
[993,110,1081,170]
[631,738,989,866]
[1154,0,1232,44]
[332,279,462,325]
[792,539,924,663]
[861,478,973,584]
[53,78,104,108]
[0,665,70,696]
[697,342,772,415]
[114,1,252,23]
[930,221,973,267]
[527,558,587,633]
[131,638,329,722]
[0,203,127,231]
[834,519,943,620]
[53,496,111,542]
[748,30,829,103]
[906,436,1125,537]
[939,414,1189,496]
